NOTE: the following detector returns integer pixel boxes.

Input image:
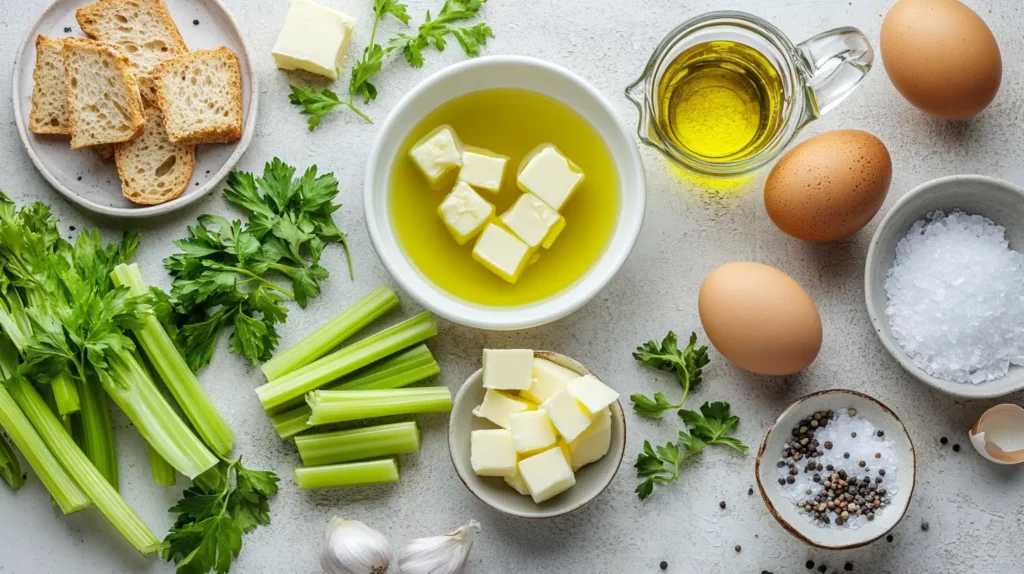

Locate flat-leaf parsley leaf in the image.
[630,331,710,418]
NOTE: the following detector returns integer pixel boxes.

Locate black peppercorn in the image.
[844,562,853,571]
[886,534,894,543]
[734,545,741,552]
[719,500,726,509]
[660,561,668,570]
[953,444,961,452]
[806,560,815,569]
[193,19,200,25]
[921,520,930,531]
[748,487,754,495]
[940,436,948,445]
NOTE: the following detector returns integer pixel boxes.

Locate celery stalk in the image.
[306,388,452,426]
[256,312,437,412]
[271,344,440,439]
[0,385,89,511]
[103,353,217,480]
[296,422,420,466]
[50,373,80,416]
[77,376,118,490]
[0,430,23,490]
[293,458,400,489]
[262,285,400,381]
[111,264,235,456]
[148,446,176,487]
[6,378,160,554]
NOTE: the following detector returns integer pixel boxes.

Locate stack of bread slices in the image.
[29,0,243,205]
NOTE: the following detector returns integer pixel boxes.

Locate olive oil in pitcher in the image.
[657,40,784,163]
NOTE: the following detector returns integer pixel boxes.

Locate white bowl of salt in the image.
[755,390,916,549]
[865,175,1024,399]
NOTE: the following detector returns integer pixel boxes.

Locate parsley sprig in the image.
[635,402,748,500]
[165,159,350,370]
[162,457,279,574]
[630,331,710,418]
[290,0,491,130]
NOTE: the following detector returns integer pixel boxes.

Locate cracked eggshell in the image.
[969,404,1024,465]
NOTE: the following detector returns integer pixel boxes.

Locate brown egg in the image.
[881,0,1002,119]
[764,130,891,242]
[698,262,822,376]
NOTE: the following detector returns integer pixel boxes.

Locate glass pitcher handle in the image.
[796,27,873,119]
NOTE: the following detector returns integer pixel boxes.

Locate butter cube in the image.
[509,410,558,454]
[518,446,576,503]
[470,429,517,477]
[437,182,494,245]
[541,389,594,442]
[568,408,612,470]
[472,224,531,283]
[517,145,584,211]
[500,193,566,249]
[566,375,619,415]
[473,389,534,429]
[483,349,534,390]
[504,466,531,495]
[272,0,356,80]
[458,149,507,193]
[410,126,463,184]
[522,359,578,404]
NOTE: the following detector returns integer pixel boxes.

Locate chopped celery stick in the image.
[50,373,80,416]
[103,353,217,480]
[306,388,452,426]
[256,312,437,413]
[293,458,400,489]
[296,422,420,466]
[7,378,160,554]
[111,264,235,456]
[272,344,440,438]
[0,386,88,511]
[262,285,400,381]
[148,446,176,487]
[77,376,118,491]
[0,422,25,490]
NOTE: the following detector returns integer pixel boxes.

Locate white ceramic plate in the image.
[864,175,1024,398]
[755,389,916,549]
[448,351,626,519]
[363,56,646,330]
[12,0,257,218]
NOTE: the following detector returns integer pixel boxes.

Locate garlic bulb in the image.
[397,520,481,574]
[321,517,393,574]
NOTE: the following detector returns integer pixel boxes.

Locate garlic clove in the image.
[321,517,393,574]
[398,520,481,574]
[969,404,1024,465]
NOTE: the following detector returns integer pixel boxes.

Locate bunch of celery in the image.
[256,286,452,488]
[0,195,241,557]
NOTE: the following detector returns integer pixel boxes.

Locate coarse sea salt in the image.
[777,411,898,529]
[884,210,1024,384]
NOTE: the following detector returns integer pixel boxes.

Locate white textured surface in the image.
[1,0,1023,573]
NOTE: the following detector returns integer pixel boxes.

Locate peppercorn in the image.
[719,501,727,509]
[660,561,668,570]
[734,545,741,552]
[953,444,961,452]
[878,469,886,476]
[748,488,754,495]
[63,26,72,33]
[818,566,827,573]
[858,460,866,468]
[806,560,815,569]
[940,436,948,445]
[921,520,930,531]
[778,478,786,485]
[844,562,853,571]
[886,534,894,542]
[193,19,200,25]
[877,430,884,437]
[851,432,857,438]
[848,408,857,416]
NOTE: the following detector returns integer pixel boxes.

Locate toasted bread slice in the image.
[29,36,71,134]
[63,38,146,149]
[115,106,194,205]
[152,47,243,145]
[76,0,187,100]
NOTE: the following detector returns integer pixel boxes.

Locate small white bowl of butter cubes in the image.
[448,349,626,518]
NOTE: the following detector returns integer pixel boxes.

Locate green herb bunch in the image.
[165,159,351,371]
[290,0,493,130]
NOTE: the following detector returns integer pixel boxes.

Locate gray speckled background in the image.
[2,0,1023,573]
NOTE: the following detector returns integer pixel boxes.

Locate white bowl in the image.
[12,0,257,218]
[363,56,646,330]
[755,390,916,549]
[864,175,1024,399]
[447,351,626,519]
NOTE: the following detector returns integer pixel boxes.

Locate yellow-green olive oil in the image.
[657,40,784,162]
[389,89,620,307]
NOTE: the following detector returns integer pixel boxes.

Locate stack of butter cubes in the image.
[469,350,618,503]
[409,125,585,284]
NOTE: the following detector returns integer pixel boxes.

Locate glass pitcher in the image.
[625,11,873,178]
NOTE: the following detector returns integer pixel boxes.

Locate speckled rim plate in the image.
[755,389,916,550]
[448,351,626,519]
[12,0,258,218]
